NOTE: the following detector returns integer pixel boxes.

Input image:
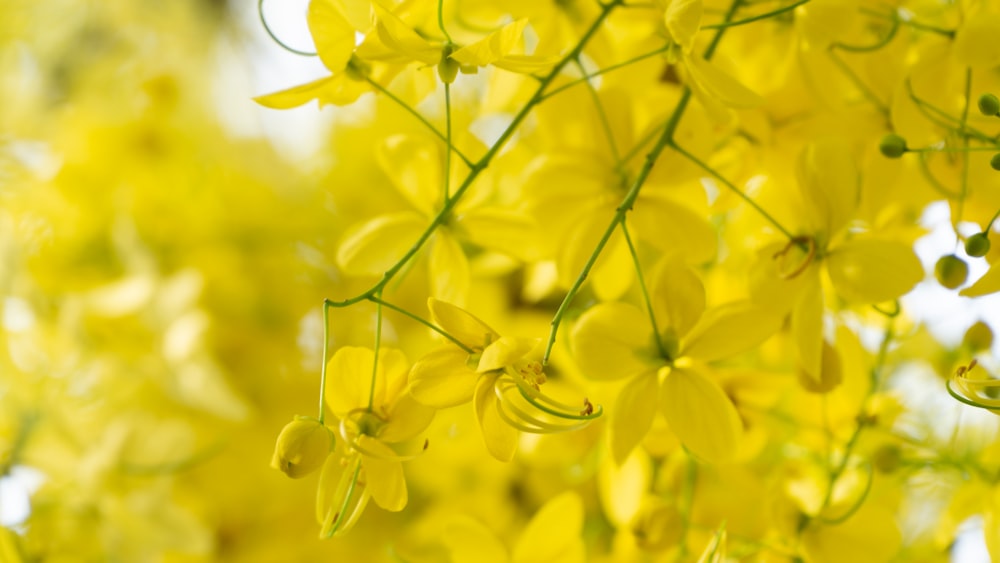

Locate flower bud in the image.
[271,416,334,479]
[438,46,459,84]
[991,153,1000,171]
[979,93,1000,116]
[935,254,969,289]
[879,134,907,158]
[963,321,994,352]
[965,232,991,257]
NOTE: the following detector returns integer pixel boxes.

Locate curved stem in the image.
[620,222,669,359]
[319,299,332,424]
[832,15,899,52]
[541,45,671,101]
[258,0,318,57]
[437,0,453,43]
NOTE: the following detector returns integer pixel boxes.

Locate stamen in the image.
[772,236,817,280]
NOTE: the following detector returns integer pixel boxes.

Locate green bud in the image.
[879,134,907,158]
[872,444,902,474]
[991,153,1000,171]
[935,254,969,290]
[979,93,1000,116]
[438,45,459,84]
[965,232,991,257]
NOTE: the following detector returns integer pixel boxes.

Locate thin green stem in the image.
[542,0,744,365]
[437,0,453,43]
[908,146,1000,153]
[368,296,473,353]
[541,45,671,101]
[918,151,961,200]
[620,120,668,166]
[832,15,899,53]
[620,222,669,359]
[827,48,887,115]
[367,290,384,410]
[575,58,621,163]
[905,79,995,143]
[986,208,1000,232]
[319,299,332,424]
[702,0,811,29]
[669,143,798,242]
[956,67,973,234]
[366,77,474,169]
[859,7,955,38]
[258,0,318,57]
[327,0,623,309]
[444,82,453,200]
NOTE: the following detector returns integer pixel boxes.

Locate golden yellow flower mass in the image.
[6,0,1000,560]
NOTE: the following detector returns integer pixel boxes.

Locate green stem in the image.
[318,299,332,424]
[832,15,899,53]
[366,78,474,169]
[367,290,384,410]
[540,45,671,101]
[620,222,669,359]
[444,82,453,200]
[575,58,621,163]
[669,143,798,242]
[368,295,474,353]
[258,0,318,57]
[437,0,453,43]
[956,67,973,235]
[327,0,623,309]
[905,79,995,143]
[859,7,955,38]
[702,0,811,29]
[986,208,1000,232]
[908,146,1000,153]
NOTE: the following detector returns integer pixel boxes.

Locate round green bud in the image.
[965,232,991,257]
[991,153,1000,171]
[872,444,902,474]
[979,93,1000,116]
[879,134,907,158]
[963,321,994,352]
[935,254,969,289]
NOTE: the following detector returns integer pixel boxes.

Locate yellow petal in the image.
[684,54,762,108]
[380,393,435,443]
[961,263,1000,297]
[336,212,426,275]
[369,3,440,65]
[954,14,1000,68]
[376,135,441,216]
[825,238,923,304]
[590,232,633,302]
[444,517,508,563]
[660,365,742,464]
[455,207,542,262]
[0,526,24,563]
[429,230,470,305]
[649,255,707,343]
[308,0,356,72]
[570,302,654,381]
[665,0,703,53]
[450,19,528,67]
[428,298,499,351]
[793,278,824,385]
[409,347,478,408]
[796,139,859,236]
[359,437,407,511]
[474,374,518,461]
[598,448,651,527]
[478,336,537,373]
[325,346,376,417]
[609,372,659,465]
[512,492,585,563]
[630,195,717,265]
[681,302,781,363]
[492,54,559,74]
[254,74,366,109]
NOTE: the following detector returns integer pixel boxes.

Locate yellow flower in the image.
[410,298,599,461]
[270,416,335,479]
[571,256,781,464]
[315,346,434,537]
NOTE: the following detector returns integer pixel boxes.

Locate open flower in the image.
[409,298,601,461]
[571,256,781,464]
[315,346,434,537]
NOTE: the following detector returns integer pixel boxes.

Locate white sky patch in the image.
[0,466,45,528]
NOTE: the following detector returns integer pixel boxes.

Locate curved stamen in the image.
[495,382,595,433]
[319,457,369,538]
[946,377,1000,411]
[772,236,817,280]
[507,375,604,421]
